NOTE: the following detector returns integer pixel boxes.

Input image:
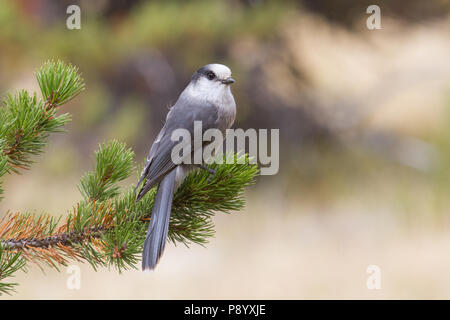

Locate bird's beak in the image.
[221,77,235,85]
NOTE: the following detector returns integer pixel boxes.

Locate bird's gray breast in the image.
[214,90,236,133]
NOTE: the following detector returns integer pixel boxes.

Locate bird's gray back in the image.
[136,95,224,199]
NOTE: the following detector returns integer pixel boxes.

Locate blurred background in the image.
[2,0,450,299]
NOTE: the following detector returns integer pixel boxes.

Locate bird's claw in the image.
[195,164,217,182]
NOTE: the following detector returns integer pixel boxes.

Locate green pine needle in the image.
[36,60,85,107]
[78,140,135,202]
[0,245,26,295]
[0,154,7,200]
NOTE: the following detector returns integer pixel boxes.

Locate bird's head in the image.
[191,64,235,89]
[181,63,236,104]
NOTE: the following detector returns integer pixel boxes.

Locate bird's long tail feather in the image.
[142,169,177,270]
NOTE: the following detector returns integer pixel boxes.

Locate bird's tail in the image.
[142,169,177,270]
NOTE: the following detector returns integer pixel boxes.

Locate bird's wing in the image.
[135,125,166,192]
[136,99,218,201]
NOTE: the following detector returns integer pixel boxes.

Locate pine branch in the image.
[0,143,257,276]
[0,244,26,295]
[0,60,258,295]
[36,60,85,109]
[0,60,85,294]
[0,60,84,173]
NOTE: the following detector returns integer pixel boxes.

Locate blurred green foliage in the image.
[0,0,292,152]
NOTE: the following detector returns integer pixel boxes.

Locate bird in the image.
[135,63,236,270]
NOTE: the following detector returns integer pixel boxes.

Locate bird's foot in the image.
[195,164,217,182]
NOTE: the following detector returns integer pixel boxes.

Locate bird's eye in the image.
[206,71,216,80]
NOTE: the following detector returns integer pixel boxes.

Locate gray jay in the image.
[135,64,236,270]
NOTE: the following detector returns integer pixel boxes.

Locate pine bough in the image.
[0,61,258,295]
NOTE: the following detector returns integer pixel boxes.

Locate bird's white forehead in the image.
[206,64,232,79]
